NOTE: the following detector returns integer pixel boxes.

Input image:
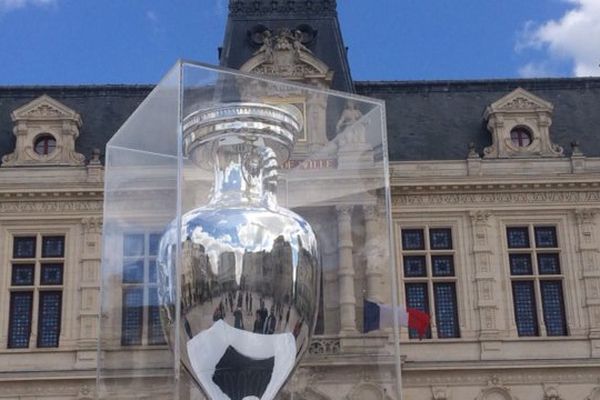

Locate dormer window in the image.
[510,126,532,148]
[1,95,85,167]
[34,134,57,156]
[483,88,563,159]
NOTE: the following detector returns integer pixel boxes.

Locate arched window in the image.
[509,126,532,147]
[34,134,57,155]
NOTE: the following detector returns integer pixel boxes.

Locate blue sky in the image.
[0,0,598,85]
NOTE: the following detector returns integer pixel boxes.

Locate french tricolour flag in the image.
[363,299,430,339]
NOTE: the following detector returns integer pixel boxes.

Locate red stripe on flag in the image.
[407,308,430,339]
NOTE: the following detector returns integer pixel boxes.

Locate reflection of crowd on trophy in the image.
[209,290,304,339]
[178,232,316,346]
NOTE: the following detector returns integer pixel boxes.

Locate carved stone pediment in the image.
[240,28,333,84]
[12,94,82,124]
[488,88,553,113]
[2,95,85,167]
[483,88,563,159]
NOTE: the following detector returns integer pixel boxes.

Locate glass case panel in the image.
[99,61,400,400]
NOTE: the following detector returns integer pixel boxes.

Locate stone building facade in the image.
[1,1,600,399]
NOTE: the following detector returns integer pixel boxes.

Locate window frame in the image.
[6,232,66,349]
[120,231,165,347]
[399,225,461,340]
[505,223,568,337]
[33,133,57,156]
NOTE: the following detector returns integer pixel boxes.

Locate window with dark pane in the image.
[121,231,165,346]
[149,233,161,256]
[123,259,144,283]
[537,253,561,275]
[37,291,62,347]
[148,260,158,283]
[540,281,567,336]
[509,254,533,275]
[403,256,426,277]
[405,283,431,339]
[512,281,539,336]
[506,224,567,337]
[147,288,166,345]
[123,234,145,257]
[122,288,144,345]
[13,237,36,258]
[8,292,33,348]
[433,283,459,338]
[534,226,558,248]
[507,227,529,248]
[41,236,64,258]
[432,255,454,277]
[429,228,452,250]
[41,263,63,285]
[401,229,425,250]
[12,264,35,286]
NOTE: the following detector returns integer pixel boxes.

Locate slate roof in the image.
[356,77,600,161]
[1,78,600,164]
[0,85,152,164]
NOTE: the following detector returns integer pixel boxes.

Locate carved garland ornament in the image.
[0,200,103,214]
[393,190,600,207]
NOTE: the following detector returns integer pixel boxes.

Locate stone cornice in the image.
[394,188,600,208]
[392,179,600,209]
[229,0,337,17]
[0,190,103,215]
[0,199,103,214]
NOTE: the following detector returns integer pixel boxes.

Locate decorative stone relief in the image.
[432,386,450,400]
[229,0,337,17]
[77,384,94,400]
[309,337,341,355]
[347,382,386,400]
[469,210,499,339]
[0,200,103,214]
[240,27,333,84]
[585,387,600,400]
[475,376,519,400]
[394,189,600,208]
[2,94,86,167]
[542,384,563,400]
[483,88,563,159]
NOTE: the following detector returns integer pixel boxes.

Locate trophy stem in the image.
[208,138,280,210]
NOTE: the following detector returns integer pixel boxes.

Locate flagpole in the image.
[393,310,403,400]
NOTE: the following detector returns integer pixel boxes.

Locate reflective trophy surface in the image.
[158,103,320,400]
[99,61,398,400]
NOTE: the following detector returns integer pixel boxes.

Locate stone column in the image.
[364,205,383,303]
[575,209,600,355]
[469,211,502,358]
[75,216,102,368]
[337,205,357,334]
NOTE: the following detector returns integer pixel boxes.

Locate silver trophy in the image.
[158,103,320,400]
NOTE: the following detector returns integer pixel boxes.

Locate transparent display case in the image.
[98,61,401,400]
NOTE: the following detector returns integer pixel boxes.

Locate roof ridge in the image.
[356,76,600,86]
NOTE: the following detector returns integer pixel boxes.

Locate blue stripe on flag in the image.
[363,299,380,333]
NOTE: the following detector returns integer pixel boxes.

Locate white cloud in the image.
[0,0,56,13]
[146,10,158,23]
[518,0,600,77]
[518,62,555,78]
